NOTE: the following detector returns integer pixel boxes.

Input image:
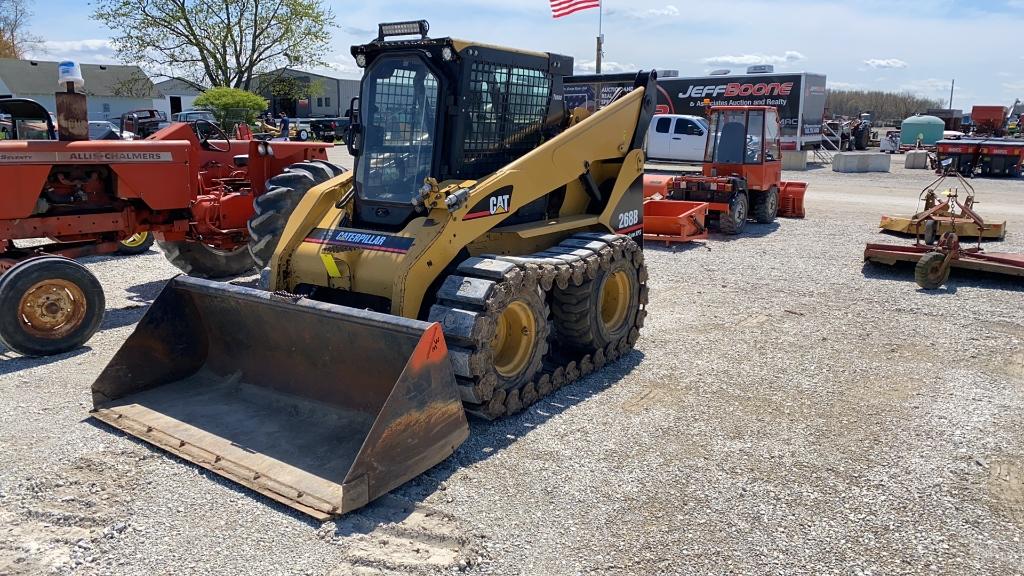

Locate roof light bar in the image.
[377,20,429,41]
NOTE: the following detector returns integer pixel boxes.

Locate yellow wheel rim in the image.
[18,279,88,340]
[121,232,149,248]
[490,300,536,378]
[600,270,631,333]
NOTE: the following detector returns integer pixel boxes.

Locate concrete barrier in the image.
[782,150,808,171]
[904,150,930,169]
[832,152,891,173]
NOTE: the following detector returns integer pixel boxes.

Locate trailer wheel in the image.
[117,231,155,255]
[914,252,950,290]
[751,187,779,224]
[718,191,748,235]
[0,256,105,356]
[157,239,255,278]
[248,162,346,268]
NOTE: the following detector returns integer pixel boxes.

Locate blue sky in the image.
[29,0,1024,109]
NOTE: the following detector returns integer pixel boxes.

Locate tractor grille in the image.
[460,62,551,179]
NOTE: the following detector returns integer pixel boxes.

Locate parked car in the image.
[88,120,124,140]
[172,109,218,123]
[646,114,709,163]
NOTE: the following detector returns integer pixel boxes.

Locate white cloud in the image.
[608,4,680,19]
[575,59,636,74]
[863,58,908,69]
[701,51,805,67]
[28,39,118,64]
[829,81,861,90]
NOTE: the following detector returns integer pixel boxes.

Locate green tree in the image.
[0,0,43,58]
[194,87,268,127]
[92,0,336,90]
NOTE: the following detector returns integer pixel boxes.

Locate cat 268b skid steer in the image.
[91,21,655,519]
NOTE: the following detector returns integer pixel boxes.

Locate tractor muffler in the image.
[91,276,468,520]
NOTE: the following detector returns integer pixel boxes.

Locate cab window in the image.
[655,117,671,133]
[745,110,764,164]
[765,109,781,161]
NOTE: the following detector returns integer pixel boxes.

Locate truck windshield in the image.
[356,56,439,204]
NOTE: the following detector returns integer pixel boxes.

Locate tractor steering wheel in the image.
[194,119,230,152]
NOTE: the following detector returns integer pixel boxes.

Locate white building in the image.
[153,78,204,117]
[0,58,159,121]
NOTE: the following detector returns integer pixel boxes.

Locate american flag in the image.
[550,0,600,18]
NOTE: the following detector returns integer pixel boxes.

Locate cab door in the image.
[647,116,673,160]
[669,117,706,162]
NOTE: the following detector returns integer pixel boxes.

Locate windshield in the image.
[356,55,439,204]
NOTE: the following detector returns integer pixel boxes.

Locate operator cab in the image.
[346,20,572,230]
[0,98,57,140]
[704,106,781,167]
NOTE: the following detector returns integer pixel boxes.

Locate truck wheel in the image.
[718,191,748,235]
[751,187,779,224]
[914,253,950,290]
[157,239,255,278]
[0,256,105,356]
[923,220,938,245]
[117,231,155,255]
[552,248,641,352]
[248,161,346,268]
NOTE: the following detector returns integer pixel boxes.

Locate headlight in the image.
[442,46,454,61]
[355,54,367,68]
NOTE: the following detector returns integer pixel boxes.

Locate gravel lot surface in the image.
[1,151,1022,575]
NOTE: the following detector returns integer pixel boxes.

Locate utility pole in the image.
[949,79,955,110]
[594,0,604,74]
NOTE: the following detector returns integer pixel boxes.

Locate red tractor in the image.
[0,105,338,356]
[644,105,805,235]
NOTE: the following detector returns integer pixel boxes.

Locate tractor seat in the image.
[233,155,249,168]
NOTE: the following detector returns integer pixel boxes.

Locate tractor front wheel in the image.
[117,231,155,255]
[718,191,749,235]
[0,256,105,356]
[157,239,255,278]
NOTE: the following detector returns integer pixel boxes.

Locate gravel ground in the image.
[1,151,1022,575]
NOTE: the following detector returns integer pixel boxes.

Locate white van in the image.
[646,114,709,163]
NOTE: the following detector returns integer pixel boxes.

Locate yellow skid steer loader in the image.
[92,20,656,520]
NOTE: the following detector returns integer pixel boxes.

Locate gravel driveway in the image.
[1,152,1022,575]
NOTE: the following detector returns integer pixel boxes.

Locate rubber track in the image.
[428,233,649,420]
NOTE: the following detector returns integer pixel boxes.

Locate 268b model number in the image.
[617,210,639,229]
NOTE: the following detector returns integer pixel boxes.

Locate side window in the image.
[655,117,671,133]
[673,119,688,135]
[745,110,764,164]
[689,121,704,136]
[765,109,781,161]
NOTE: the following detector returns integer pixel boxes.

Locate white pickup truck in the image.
[646,114,709,163]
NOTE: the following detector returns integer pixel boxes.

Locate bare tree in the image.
[826,89,946,124]
[0,0,43,59]
[92,0,336,90]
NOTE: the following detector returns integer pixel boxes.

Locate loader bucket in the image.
[91,276,469,520]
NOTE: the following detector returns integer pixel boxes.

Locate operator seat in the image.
[717,122,746,164]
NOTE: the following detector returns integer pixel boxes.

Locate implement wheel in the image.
[117,231,155,255]
[914,252,950,290]
[553,250,641,352]
[157,239,254,278]
[0,257,105,356]
[248,161,346,268]
[718,191,748,235]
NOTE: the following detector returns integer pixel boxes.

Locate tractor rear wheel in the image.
[751,187,779,224]
[157,239,255,278]
[248,161,346,269]
[117,231,155,255]
[914,252,950,290]
[718,191,749,235]
[0,256,105,356]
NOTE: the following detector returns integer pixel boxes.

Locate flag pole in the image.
[595,0,603,74]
